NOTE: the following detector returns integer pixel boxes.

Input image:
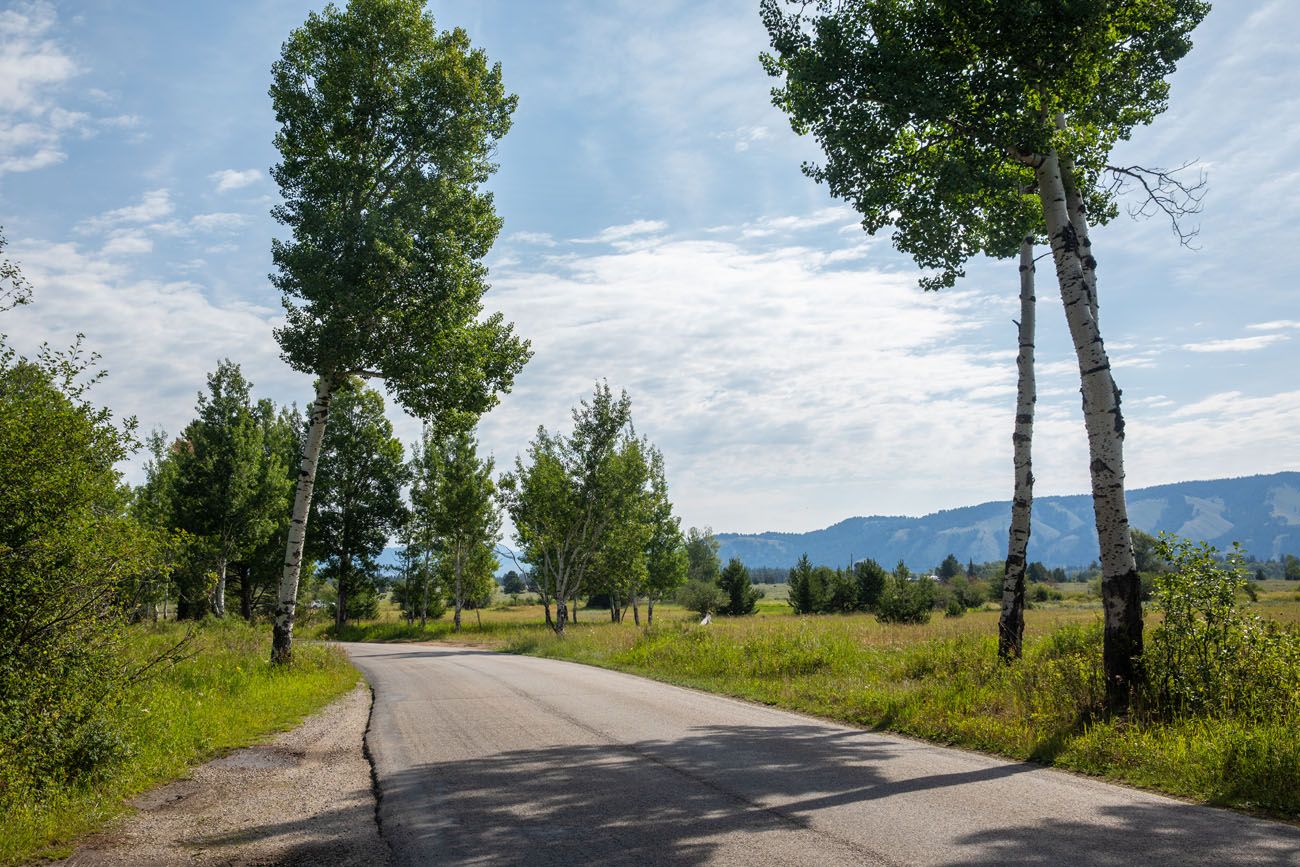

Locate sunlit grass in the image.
[0,620,358,866]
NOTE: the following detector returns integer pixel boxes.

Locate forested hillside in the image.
[719,472,1300,568]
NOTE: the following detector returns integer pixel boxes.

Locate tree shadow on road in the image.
[350,723,1298,866]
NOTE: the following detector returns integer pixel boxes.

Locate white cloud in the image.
[716,124,771,152]
[506,231,557,247]
[582,219,668,244]
[4,237,303,482]
[209,168,261,193]
[1246,320,1300,332]
[190,212,247,232]
[1184,334,1289,353]
[740,206,858,239]
[0,2,80,174]
[80,188,174,232]
[100,230,152,256]
[473,219,1022,530]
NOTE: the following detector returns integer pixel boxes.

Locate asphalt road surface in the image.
[343,642,1300,866]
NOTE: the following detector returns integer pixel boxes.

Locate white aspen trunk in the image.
[1035,151,1142,710]
[271,380,334,664]
[214,554,228,617]
[647,598,654,625]
[1056,114,1099,324]
[998,238,1036,661]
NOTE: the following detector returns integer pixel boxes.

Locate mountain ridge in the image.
[716,471,1300,570]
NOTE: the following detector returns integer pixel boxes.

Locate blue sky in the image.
[2,0,1299,534]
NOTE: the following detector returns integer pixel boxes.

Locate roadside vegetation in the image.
[0,620,355,865]
[330,539,1300,820]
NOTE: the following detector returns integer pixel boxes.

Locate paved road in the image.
[343,642,1300,866]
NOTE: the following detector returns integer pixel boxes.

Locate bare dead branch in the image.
[1105,161,1207,248]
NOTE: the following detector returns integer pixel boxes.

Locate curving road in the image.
[342,642,1300,866]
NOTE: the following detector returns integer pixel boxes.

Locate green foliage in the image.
[0,340,175,797]
[685,526,721,584]
[853,558,887,611]
[502,385,683,630]
[0,621,355,864]
[1285,554,1300,581]
[761,0,1209,287]
[643,451,688,606]
[717,558,761,616]
[937,553,962,580]
[787,554,817,614]
[677,580,725,618]
[501,571,526,597]
[169,360,291,616]
[1145,536,1300,722]
[875,562,934,624]
[309,379,407,624]
[269,0,529,422]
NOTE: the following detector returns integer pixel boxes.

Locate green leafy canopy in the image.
[270,0,530,420]
[761,0,1210,288]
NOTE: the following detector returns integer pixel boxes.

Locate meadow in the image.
[0,620,357,866]
[331,584,1300,819]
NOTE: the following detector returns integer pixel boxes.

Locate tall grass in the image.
[0,620,357,865]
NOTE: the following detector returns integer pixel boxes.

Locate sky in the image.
[2,0,1299,536]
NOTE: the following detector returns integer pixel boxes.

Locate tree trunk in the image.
[272,380,334,665]
[1035,150,1142,711]
[571,597,578,623]
[214,555,228,617]
[336,554,349,632]
[631,595,640,626]
[240,563,254,622]
[1056,114,1098,324]
[453,553,463,631]
[999,237,1036,661]
[554,597,568,635]
[647,598,654,625]
[543,596,553,628]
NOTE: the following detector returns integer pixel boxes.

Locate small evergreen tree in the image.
[787,553,817,614]
[717,558,761,616]
[853,558,888,611]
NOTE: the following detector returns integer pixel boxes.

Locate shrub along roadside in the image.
[0,621,357,865]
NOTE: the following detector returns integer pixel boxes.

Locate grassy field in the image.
[330,589,1300,819]
[0,619,358,866]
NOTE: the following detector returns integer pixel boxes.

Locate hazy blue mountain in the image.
[717,472,1300,570]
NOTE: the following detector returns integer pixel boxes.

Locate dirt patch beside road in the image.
[60,682,388,866]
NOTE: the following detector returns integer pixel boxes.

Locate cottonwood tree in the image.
[413,428,501,631]
[268,0,529,661]
[999,239,1037,660]
[308,379,407,628]
[762,0,1208,709]
[685,527,722,584]
[500,384,634,635]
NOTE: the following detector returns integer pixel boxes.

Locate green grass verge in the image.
[0,620,358,865]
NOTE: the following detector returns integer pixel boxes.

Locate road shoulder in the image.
[58,681,388,866]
